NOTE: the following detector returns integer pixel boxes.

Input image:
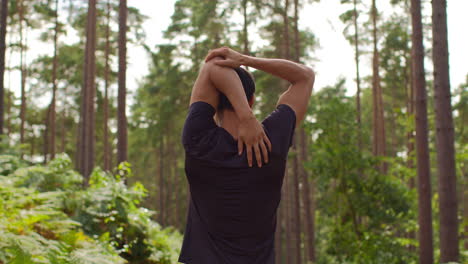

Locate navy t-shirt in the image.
[179,101,296,264]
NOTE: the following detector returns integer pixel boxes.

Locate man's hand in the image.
[205,47,245,68]
[205,47,272,167]
[237,114,272,168]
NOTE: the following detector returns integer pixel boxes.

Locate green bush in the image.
[0,154,181,264]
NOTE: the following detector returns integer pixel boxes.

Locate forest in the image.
[0,0,466,263]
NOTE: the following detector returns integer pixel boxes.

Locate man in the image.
[179,47,315,264]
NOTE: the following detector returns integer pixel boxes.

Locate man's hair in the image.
[218,67,255,111]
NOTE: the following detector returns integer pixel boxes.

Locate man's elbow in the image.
[296,66,315,88]
[302,66,315,82]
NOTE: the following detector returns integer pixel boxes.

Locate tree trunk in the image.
[406,52,416,252]
[292,142,301,264]
[60,109,65,153]
[0,0,8,135]
[117,0,128,164]
[242,0,249,55]
[411,0,434,263]
[293,1,315,261]
[275,200,283,263]
[371,0,386,172]
[103,0,111,171]
[353,0,362,148]
[285,169,293,264]
[283,0,290,60]
[44,105,51,164]
[300,130,315,263]
[79,0,97,181]
[431,0,459,261]
[50,0,59,159]
[19,0,26,150]
[159,135,165,226]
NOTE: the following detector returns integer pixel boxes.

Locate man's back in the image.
[179,101,296,264]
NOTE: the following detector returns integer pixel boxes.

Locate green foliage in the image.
[0,154,181,264]
[306,82,416,263]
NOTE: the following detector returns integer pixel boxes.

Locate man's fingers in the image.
[214,59,236,68]
[260,140,269,164]
[246,145,253,167]
[263,133,272,152]
[254,143,262,168]
[205,49,226,62]
[238,139,244,155]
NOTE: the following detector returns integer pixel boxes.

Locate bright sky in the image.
[127,0,468,95]
[6,0,468,104]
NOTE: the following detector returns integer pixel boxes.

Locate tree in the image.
[117,0,128,165]
[103,0,111,171]
[371,0,386,170]
[0,0,7,136]
[79,0,97,180]
[431,0,459,261]
[293,0,315,262]
[50,0,59,159]
[410,0,434,262]
[19,0,27,152]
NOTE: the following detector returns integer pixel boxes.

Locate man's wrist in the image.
[240,54,253,67]
[237,108,255,122]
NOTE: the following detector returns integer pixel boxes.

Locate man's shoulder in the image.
[261,104,296,158]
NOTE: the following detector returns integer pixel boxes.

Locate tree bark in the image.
[353,0,362,148]
[79,0,97,181]
[293,1,315,261]
[0,0,8,135]
[103,0,111,171]
[275,199,283,263]
[50,0,59,159]
[371,0,386,172]
[285,168,293,264]
[117,0,128,164]
[19,0,26,151]
[411,0,434,263]
[431,0,459,261]
[292,142,301,264]
[159,135,165,226]
[242,0,249,55]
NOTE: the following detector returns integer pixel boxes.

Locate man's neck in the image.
[219,110,240,140]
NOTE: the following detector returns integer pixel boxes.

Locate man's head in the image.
[217,67,255,112]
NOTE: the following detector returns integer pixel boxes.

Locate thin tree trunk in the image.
[275,200,283,263]
[353,0,362,148]
[79,0,97,181]
[411,0,434,263]
[432,0,459,261]
[300,130,315,263]
[117,0,128,164]
[44,105,51,164]
[0,0,8,135]
[103,0,111,171]
[293,0,315,261]
[406,53,416,252]
[285,169,293,264]
[371,0,386,172]
[292,142,301,264]
[291,1,303,262]
[50,0,59,159]
[19,0,26,150]
[159,135,165,226]
[60,109,65,153]
[283,0,290,60]
[242,0,249,55]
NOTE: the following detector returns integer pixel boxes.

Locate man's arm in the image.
[205,48,315,127]
[189,57,271,167]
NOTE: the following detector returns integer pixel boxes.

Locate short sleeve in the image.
[182,101,218,149]
[261,104,296,159]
